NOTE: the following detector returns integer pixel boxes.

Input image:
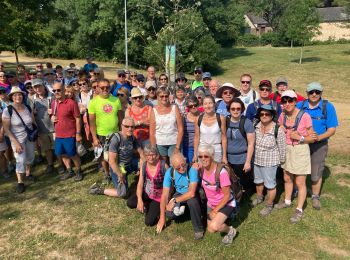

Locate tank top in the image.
[154,105,178,145]
[128,105,150,142]
[199,120,221,149]
[183,116,195,147]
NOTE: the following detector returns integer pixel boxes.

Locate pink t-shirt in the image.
[278,111,312,145]
[201,168,235,209]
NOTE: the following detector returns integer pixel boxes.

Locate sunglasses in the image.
[26,85,33,89]
[94,73,100,75]
[259,112,271,117]
[174,163,187,171]
[241,81,250,84]
[29,73,37,75]
[223,91,234,95]
[281,98,295,104]
[132,96,143,100]
[159,78,167,81]
[131,75,136,77]
[123,124,134,129]
[118,74,126,77]
[194,71,202,75]
[117,93,125,97]
[187,104,198,109]
[159,95,169,99]
[259,87,270,92]
[308,90,322,95]
[198,155,210,159]
[52,89,61,93]
[99,86,110,91]
[230,107,241,111]
[147,87,156,91]
[68,71,74,74]
[78,83,88,86]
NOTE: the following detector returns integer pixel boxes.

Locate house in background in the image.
[244,14,272,36]
[313,7,350,41]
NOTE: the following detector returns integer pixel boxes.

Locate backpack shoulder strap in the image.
[271,100,278,111]
[273,91,278,102]
[197,113,204,127]
[24,104,32,113]
[274,124,279,139]
[239,116,247,141]
[300,100,306,111]
[322,100,328,119]
[215,100,221,111]
[7,105,13,117]
[293,110,305,130]
[253,100,259,110]
[142,161,147,178]
[253,90,257,101]
[214,163,224,190]
[216,113,221,129]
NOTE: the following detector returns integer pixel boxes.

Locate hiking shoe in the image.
[89,184,104,195]
[60,169,74,180]
[290,209,303,224]
[251,196,264,207]
[222,226,237,245]
[274,201,292,210]
[45,165,54,174]
[16,183,25,193]
[25,174,37,182]
[194,231,204,240]
[260,205,273,217]
[102,175,112,186]
[312,195,321,210]
[74,169,83,182]
[57,165,65,174]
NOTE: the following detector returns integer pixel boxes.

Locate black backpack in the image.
[226,115,247,142]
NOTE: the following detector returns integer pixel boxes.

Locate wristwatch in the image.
[299,135,305,144]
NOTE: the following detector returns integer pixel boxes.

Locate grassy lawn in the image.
[0,152,349,259]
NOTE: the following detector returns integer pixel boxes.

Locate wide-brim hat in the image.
[255,104,277,120]
[216,83,240,98]
[131,87,143,98]
[8,86,26,98]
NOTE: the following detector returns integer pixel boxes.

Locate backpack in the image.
[283,109,305,130]
[7,104,32,117]
[103,132,121,162]
[200,163,243,203]
[197,113,222,129]
[226,115,247,141]
[300,99,328,120]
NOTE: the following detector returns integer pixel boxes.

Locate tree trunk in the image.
[290,40,293,48]
[14,49,19,65]
[299,43,303,65]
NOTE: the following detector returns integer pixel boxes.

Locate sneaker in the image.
[194,231,204,240]
[274,201,292,210]
[25,174,37,182]
[16,183,25,193]
[74,169,83,182]
[251,196,264,207]
[45,165,54,174]
[222,226,237,245]
[57,165,65,174]
[89,184,104,195]
[60,169,74,180]
[260,204,273,217]
[290,209,303,224]
[312,195,321,210]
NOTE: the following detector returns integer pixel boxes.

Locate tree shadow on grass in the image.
[291,57,321,63]
[342,50,350,55]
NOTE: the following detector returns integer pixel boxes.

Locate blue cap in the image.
[202,72,211,79]
[136,74,145,82]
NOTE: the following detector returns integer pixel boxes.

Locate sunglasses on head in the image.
[241,81,250,84]
[308,90,321,95]
[281,98,295,104]
[259,112,271,117]
[52,89,61,93]
[117,93,125,97]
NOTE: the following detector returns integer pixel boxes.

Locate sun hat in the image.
[131,87,143,98]
[24,80,32,86]
[307,82,323,92]
[194,66,202,73]
[276,77,288,86]
[281,90,297,99]
[216,83,240,98]
[8,86,26,99]
[117,69,126,75]
[255,104,277,120]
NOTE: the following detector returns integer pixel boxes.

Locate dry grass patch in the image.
[316,236,350,258]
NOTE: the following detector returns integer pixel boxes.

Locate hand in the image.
[191,162,200,170]
[173,147,180,154]
[243,161,251,173]
[47,108,52,115]
[208,210,217,220]
[15,142,23,154]
[310,131,319,141]
[118,174,125,184]
[222,157,228,165]
[51,115,58,123]
[166,199,175,212]
[76,133,82,142]
[192,155,198,163]
[156,218,165,233]
[93,138,100,147]
[136,199,144,213]
[290,130,300,141]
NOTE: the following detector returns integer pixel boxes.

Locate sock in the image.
[312,194,320,199]
[285,199,291,205]
[296,207,303,212]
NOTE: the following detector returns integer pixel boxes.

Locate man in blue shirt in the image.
[156,153,204,240]
[110,70,131,96]
[83,56,98,74]
[296,82,338,210]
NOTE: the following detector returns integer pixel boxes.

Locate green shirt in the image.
[88,95,122,136]
[191,80,204,90]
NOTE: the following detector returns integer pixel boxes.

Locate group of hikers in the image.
[0,57,338,245]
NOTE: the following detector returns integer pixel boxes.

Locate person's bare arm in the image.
[244,133,255,172]
[108,152,125,183]
[89,113,100,147]
[193,117,200,162]
[75,116,82,142]
[174,106,183,153]
[3,117,22,153]
[136,165,145,213]
[156,187,170,233]
[220,116,228,164]
[149,109,156,145]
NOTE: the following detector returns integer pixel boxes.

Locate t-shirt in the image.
[88,95,121,137]
[2,106,33,143]
[245,100,282,122]
[163,167,198,194]
[201,167,235,208]
[278,111,312,145]
[216,100,230,117]
[83,63,98,74]
[191,80,204,90]
[269,91,305,103]
[239,89,259,111]
[296,99,338,136]
[52,98,80,138]
[227,117,255,164]
[33,95,54,134]
[108,133,139,167]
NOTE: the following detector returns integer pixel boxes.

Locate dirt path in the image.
[0,51,348,154]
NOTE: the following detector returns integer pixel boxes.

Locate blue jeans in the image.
[110,158,138,189]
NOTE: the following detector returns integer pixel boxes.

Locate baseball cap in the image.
[281,90,297,99]
[32,78,44,87]
[136,74,145,82]
[307,82,323,92]
[276,77,288,86]
[117,69,126,75]
[194,67,202,73]
[202,72,212,80]
[259,80,272,89]
[145,81,157,90]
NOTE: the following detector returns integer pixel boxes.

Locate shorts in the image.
[282,144,311,175]
[12,140,35,173]
[38,133,55,153]
[110,160,138,190]
[157,144,176,158]
[0,139,7,152]
[310,141,328,182]
[55,137,77,157]
[207,205,235,219]
[254,164,278,189]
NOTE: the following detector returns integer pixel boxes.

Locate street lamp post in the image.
[124,0,128,70]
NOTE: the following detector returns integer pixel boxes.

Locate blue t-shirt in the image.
[111,81,132,97]
[216,100,230,117]
[83,63,98,74]
[163,167,198,194]
[296,99,338,136]
[227,117,255,164]
[246,100,282,121]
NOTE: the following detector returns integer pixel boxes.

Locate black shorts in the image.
[97,135,107,146]
[207,205,235,220]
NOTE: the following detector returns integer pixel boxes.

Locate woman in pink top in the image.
[127,144,168,226]
[197,145,237,245]
[274,90,316,224]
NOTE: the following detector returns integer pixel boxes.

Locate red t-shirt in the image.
[269,91,305,103]
[52,98,80,138]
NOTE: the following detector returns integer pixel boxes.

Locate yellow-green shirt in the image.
[88,95,121,136]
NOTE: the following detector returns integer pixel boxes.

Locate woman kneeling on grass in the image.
[198,145,237,245]
[127,144,168,226]
[274,90,316,224]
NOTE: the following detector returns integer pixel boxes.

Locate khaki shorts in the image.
[38,133,55,153]
[282,144,311,175]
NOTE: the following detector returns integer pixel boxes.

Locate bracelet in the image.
[76,132,81,134]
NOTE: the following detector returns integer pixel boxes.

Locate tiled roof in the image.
[317,7,349,22]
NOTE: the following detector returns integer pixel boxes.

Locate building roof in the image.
[246,14,269,26]
[317,7,349,22]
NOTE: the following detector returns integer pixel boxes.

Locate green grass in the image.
[0,153,349,259]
